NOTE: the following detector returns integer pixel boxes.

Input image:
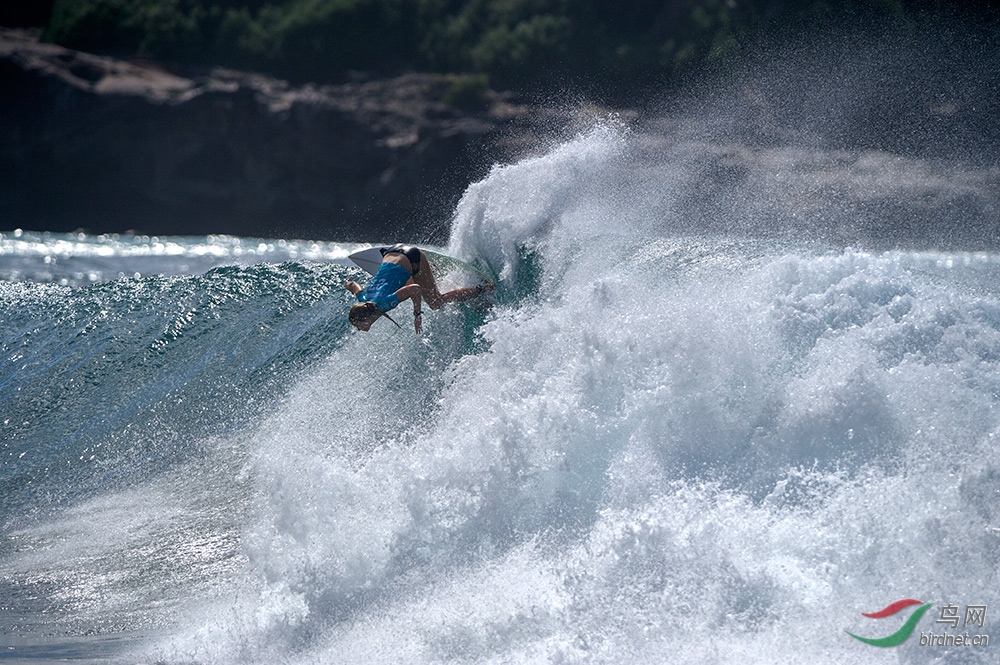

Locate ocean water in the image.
[2,120,1000,664]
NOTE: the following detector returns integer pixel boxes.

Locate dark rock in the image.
[0,28,531,242]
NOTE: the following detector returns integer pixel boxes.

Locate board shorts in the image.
[380,244,421,275]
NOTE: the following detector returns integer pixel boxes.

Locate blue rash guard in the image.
[357,261,412,312]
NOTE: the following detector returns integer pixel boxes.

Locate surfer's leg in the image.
[425,283,490,308]
[412,251,484,309]
[439,286,484,305]
[411,258,444,309]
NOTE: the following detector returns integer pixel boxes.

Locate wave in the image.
[2,124,1000,664]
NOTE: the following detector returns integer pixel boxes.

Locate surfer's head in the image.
[349,302,381,331]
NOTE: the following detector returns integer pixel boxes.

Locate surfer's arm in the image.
[344,279,362,296]
[395,284,423,333]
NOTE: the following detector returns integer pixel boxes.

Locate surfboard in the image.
[348,246,495,290]
[347,247,391,276]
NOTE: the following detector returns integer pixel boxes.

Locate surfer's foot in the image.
[475,283,495,296]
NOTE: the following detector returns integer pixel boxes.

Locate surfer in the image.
[345,244,490,333]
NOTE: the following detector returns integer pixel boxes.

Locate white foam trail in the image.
[151,123,1000,664]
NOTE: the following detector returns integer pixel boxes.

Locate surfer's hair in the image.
[349,302,381,326]
[349,302,401,329]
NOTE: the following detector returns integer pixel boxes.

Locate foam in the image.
[149,125,1000,663]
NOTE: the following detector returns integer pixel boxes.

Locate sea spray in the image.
[143,121,1000,662]
[2,118,999,664]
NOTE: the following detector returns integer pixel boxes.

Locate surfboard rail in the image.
[348,245,495,289]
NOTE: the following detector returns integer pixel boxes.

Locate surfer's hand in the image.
[414,313,422,334]
[344,280,361,295]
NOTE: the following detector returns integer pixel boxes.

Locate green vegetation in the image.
[16,0,1000,100]
[441,73,490,110]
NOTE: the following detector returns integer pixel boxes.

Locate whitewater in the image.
[3,81,1000,663]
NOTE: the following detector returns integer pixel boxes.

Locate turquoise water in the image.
[2,124,999,663]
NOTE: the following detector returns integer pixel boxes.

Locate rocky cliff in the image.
[0,28,534,241]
